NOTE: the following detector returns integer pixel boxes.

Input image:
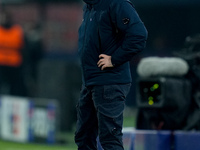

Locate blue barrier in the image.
[123,128,135,150]
[174,131,200,150]
[97,129,172,150]
[133,130,172,150]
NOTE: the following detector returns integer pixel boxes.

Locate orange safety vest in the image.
[0,25,24,67]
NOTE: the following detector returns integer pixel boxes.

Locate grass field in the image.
[0,107,136,150]
[0,141,64,150]
[0,140,77,150]
[0,131,77,150]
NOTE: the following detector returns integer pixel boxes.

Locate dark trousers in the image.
[75,84,131,150]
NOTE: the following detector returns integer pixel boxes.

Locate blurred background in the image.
[0,0,200,149]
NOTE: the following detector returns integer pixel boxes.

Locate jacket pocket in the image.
[103,84,131,101]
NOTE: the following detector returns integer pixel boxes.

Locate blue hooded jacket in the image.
[79,0,148,86]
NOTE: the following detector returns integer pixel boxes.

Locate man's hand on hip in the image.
[97,54,114,70]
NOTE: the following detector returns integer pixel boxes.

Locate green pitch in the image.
[0,131,77,150]
[0,140,77,150]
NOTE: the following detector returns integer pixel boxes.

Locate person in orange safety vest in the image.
[0,10,27,96]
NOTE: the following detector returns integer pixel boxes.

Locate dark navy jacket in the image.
[79,0,148,86]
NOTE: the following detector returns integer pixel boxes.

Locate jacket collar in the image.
[83,0,100,5]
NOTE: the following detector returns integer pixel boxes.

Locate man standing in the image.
[75,0,147,149]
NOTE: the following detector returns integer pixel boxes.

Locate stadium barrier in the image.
[174,131,200,150]
[98,128,200,150]
[97,128,171,150]
[0,95,59,144]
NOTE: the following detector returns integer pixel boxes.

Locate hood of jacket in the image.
[83,0,100,5]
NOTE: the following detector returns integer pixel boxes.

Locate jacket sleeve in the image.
[110,0,148,66]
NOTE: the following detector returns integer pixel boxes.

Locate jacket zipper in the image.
[82,6,93,84]
[97,23,102,54]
